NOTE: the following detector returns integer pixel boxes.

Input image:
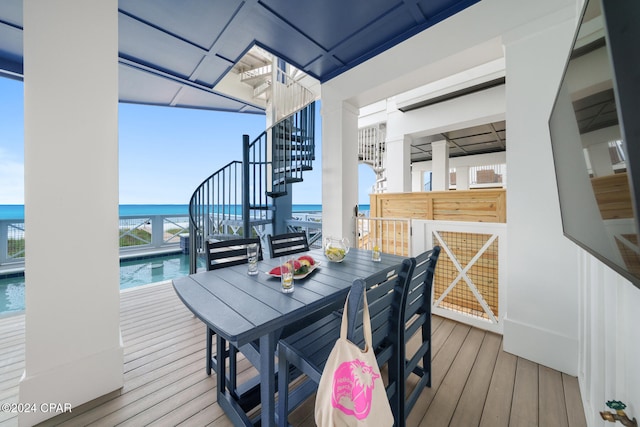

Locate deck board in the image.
[539,365,569,427]
[510,358,539,427]
[563,373,588,427]
[0,281,586,427]
[421,327,485,426]
[449,331,502,426]
[479,342,518,427]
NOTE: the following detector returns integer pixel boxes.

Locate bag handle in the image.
[340,285,372,351]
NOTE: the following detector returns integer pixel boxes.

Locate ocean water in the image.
[0,202,369,315]
[0,204,369,220]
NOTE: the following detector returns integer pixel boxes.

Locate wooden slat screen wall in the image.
[370,189,506,223]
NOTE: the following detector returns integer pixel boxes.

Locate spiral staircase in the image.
[358,123,387,193]
[188,59,317,273]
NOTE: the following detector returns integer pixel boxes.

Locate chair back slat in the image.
[268,232,310,258]
[345,259,414,350]
[276,255,418,426]
[206,238,263,271]
[404,253,436,321]
[388,245,440,425]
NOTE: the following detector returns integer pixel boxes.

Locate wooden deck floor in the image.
[0,281,587,427]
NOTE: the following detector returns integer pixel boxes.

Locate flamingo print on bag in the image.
[331,359,379,420]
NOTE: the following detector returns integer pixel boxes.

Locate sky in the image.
[0,77,376,206]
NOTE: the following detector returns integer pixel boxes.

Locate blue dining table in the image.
[172,246,404,426]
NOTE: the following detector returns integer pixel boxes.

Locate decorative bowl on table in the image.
[324,237,350,262]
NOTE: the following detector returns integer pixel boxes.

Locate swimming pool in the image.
[0,252,202,316]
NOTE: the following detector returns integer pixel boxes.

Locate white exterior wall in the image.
[579,252,640,426]
[385,135,412,192]
[20,1,123,425]
[320,88,359,245]
[502,14,581,376]
[325,0,640,424]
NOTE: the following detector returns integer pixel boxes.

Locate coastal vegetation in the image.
[8,238,24,258]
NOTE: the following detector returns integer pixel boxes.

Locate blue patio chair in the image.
[204,238,263,380]
[388,246,440,424]
[277,258,415,426]
[267,232,309,258]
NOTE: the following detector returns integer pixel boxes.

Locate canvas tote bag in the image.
[314,290,394,426]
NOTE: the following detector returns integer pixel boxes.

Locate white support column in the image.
[431,139,450,191]
[503,18,579,376]
[411,167,424,192]
[456,165,470,190]
[20,1,123,425]
[386,135,412,192]
[587,141,614,177]
[321,90,359,246]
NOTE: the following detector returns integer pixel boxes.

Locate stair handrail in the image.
[188,160,243,273]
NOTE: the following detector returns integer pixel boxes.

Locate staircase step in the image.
[266,190,288,198]
[272,156,313,163]
[272,165,307,174]
[272,176,304,186]
[274,141,312,147]
[248,205,273,211]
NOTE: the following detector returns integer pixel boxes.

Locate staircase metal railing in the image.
[270,102,315,197]
[189,101,316,273]
[358,123,387,193]
[188,161,243,272]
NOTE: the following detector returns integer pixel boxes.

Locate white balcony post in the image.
[432,139,450,191]
[321,89,359,245]
[20,1,123,425]
[588,141,614,177]
[411,167,424,192]
[386,135,412,192]
[456,165,470,190]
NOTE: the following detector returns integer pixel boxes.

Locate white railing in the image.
[285,214,323,248]
[240,64,272,82]
[358,123,387,193]
[355,216,411,256]
[0,219,25,266]
[412,219,507,334]
[271,68,316,123]
[0,214,191,268]
[469,164,506,187]
[119,215,189,251]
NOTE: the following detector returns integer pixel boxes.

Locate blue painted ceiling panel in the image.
[118,0,241,50]
[118,13,206,80]
[418,0,470,19]
[331,7,418,64]
[192,56,236,88]
[0,0,480,111]
[119,65,183,105]
[0,0,22,28]
[0,25,21,60]
[241,6,332,70]
[176,85,256,112]
[259,0,405,51]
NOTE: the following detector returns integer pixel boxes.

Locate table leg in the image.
[259,332,276,427]
[216,334,227,393]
